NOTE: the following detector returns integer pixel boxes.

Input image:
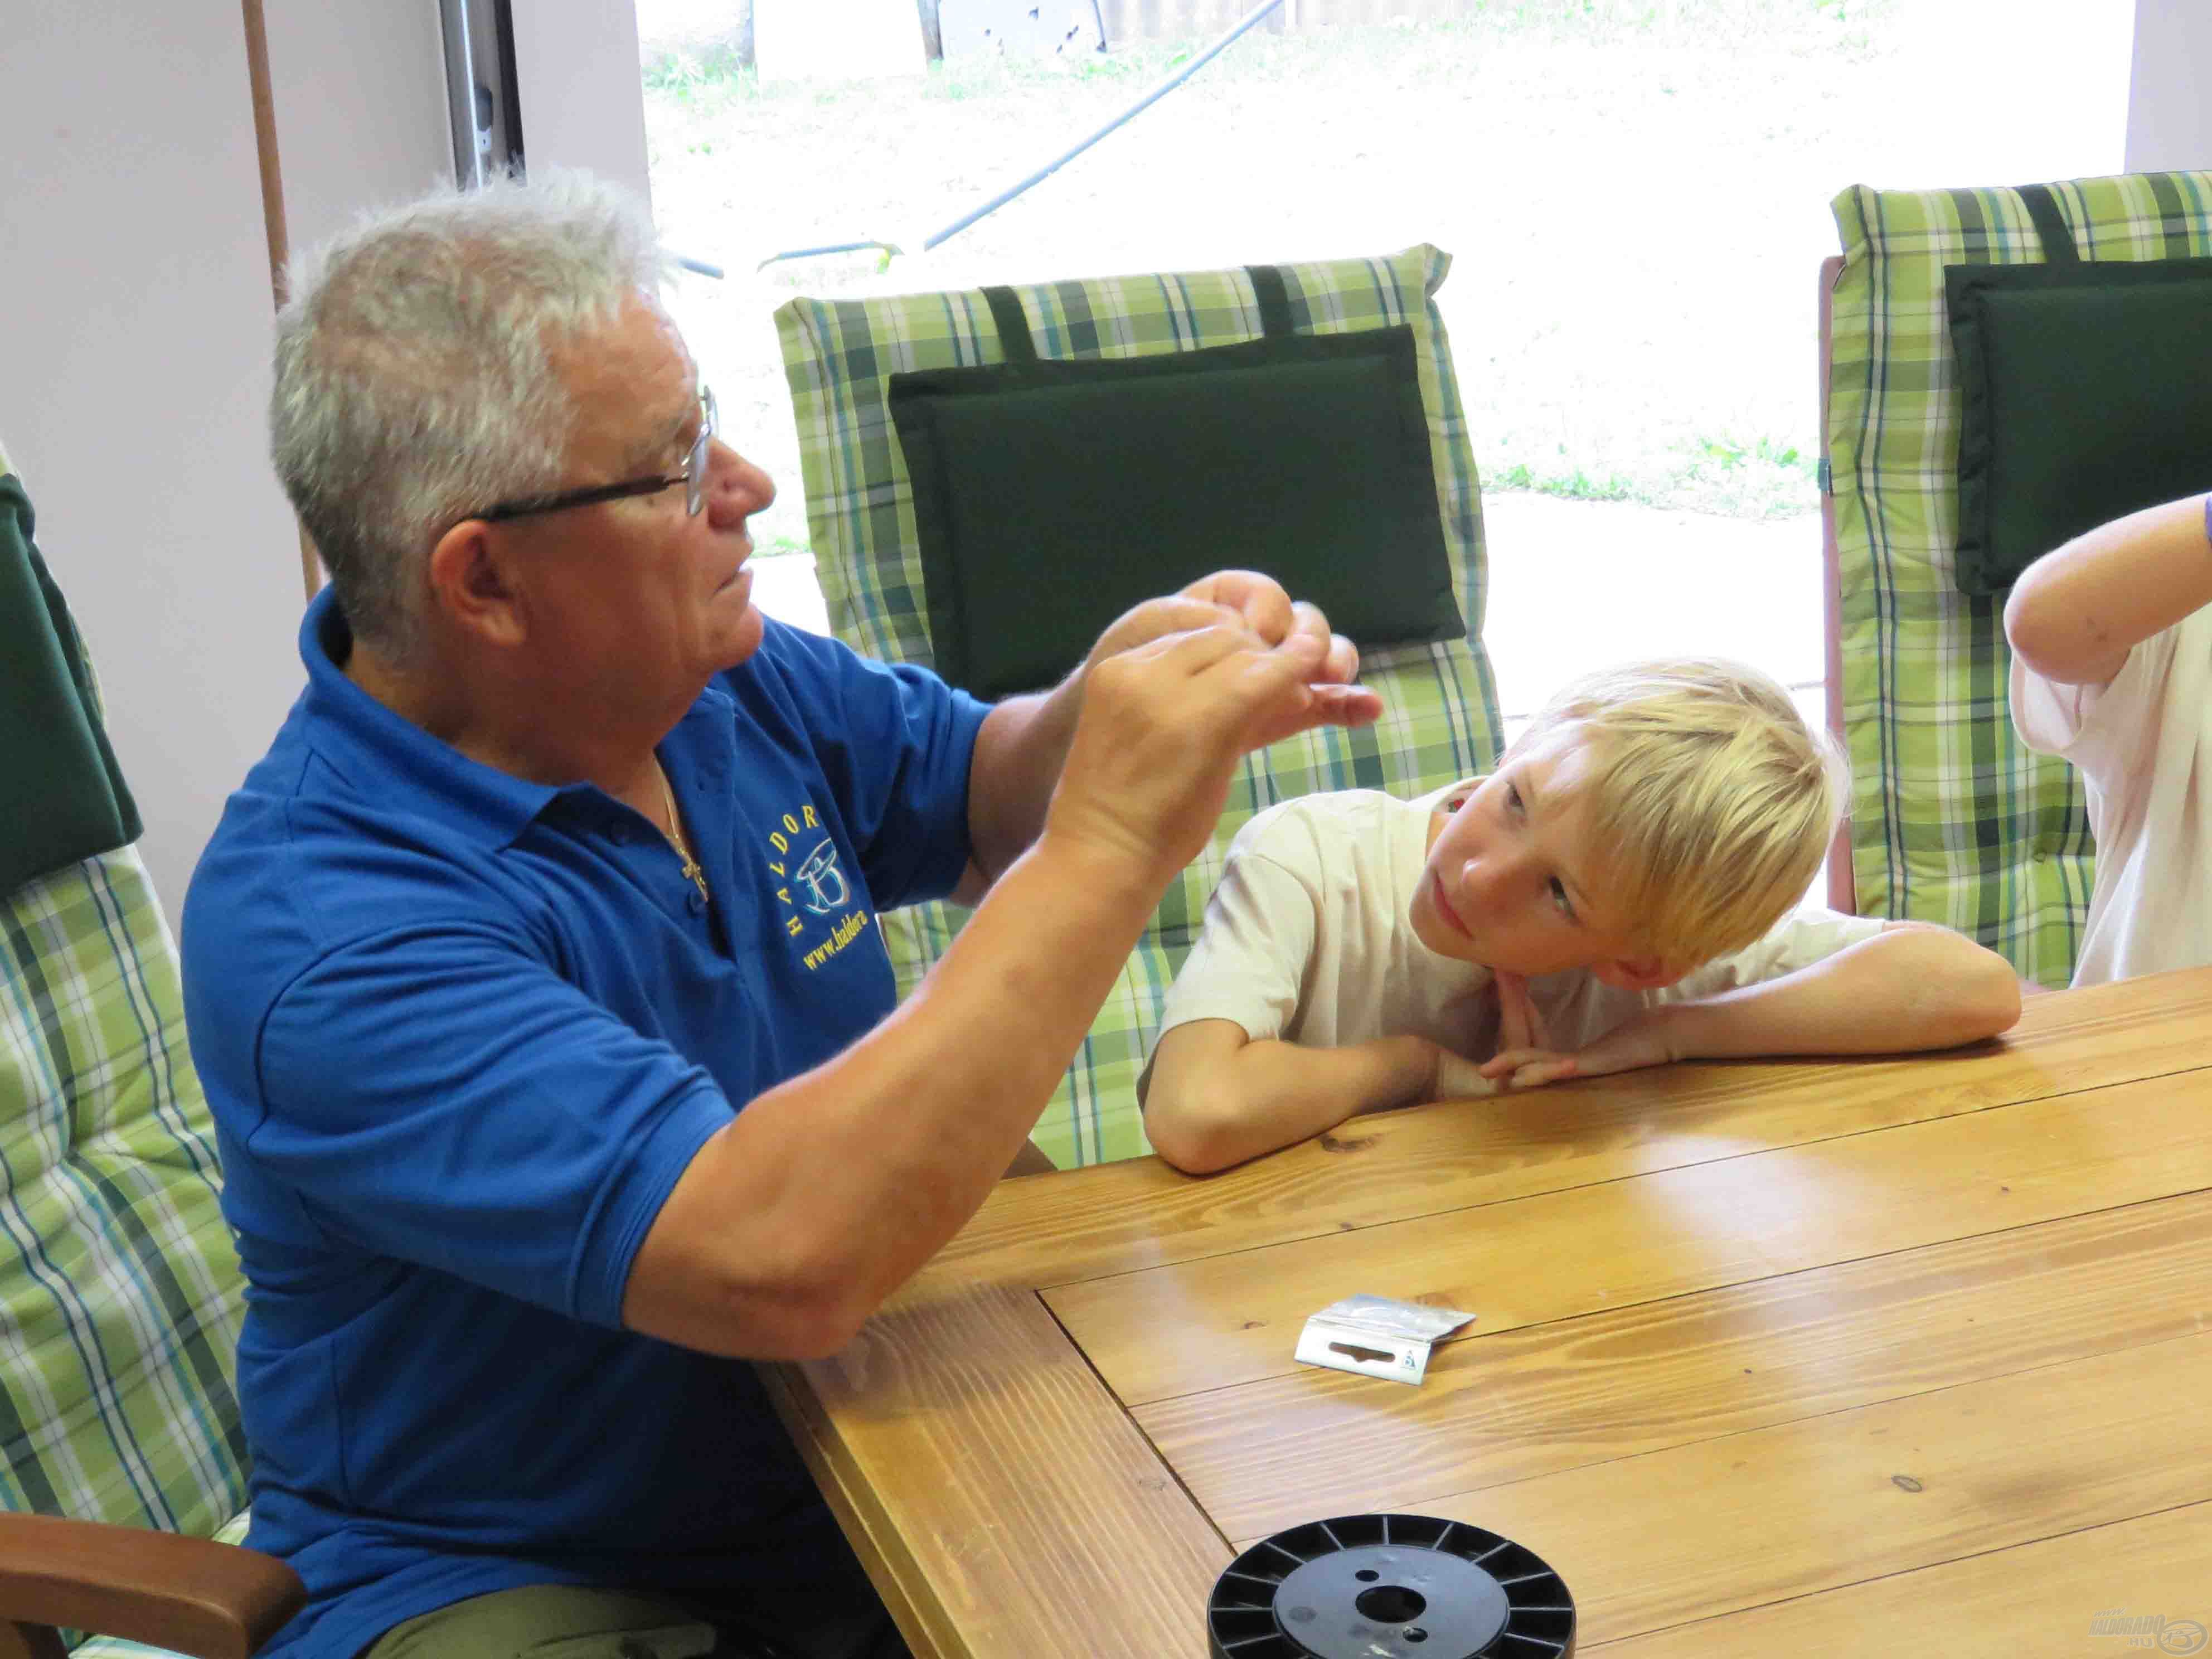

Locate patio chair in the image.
[1,444,302,1657]
[1817,169,2212,984]
[774,246,1507,1165]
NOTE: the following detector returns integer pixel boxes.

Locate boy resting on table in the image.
[1141,657,2022,1173]
[2005,491,2212,986]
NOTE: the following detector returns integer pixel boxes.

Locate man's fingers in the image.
[1306,683,1385,725]
[1322,632,1361,686]
[1122,580,1366,708]
[1089,596,1243,669]
[1238,685,1384,753]
[1108,614,1380,764]
[1183,570,1294,645]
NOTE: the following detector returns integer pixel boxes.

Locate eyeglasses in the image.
[475,387,717,523]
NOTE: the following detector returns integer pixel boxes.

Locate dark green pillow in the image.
[887,268,1462,700]
[1947,255,2212,595]
[2,467,142,895]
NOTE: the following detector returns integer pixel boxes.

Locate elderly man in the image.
[180,172,1379,1659]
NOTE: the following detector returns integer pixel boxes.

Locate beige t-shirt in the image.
[2010,603,2212,986]
[1148,783,1882,1080]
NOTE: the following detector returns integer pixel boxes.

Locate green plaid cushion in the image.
[2,845,250,1577]
[777,248,1505,1166]
[1827,172,2212,986]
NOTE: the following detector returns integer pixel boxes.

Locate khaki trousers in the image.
[360,1580,911,1659]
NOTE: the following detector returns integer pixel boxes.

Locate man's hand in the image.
[1039,571,1383,884]
[963,569,1382,892]
[1081,570,1378,740]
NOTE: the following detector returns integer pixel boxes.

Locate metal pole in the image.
[439,0,482,188]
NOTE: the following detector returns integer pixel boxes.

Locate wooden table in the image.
[764,968,2212,1657]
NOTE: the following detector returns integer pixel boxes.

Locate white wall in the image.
[1,4,461,924]
[2127,0,2212,171]
[1,6,304,920]
[511,1,655,212]
[264,2,455,257]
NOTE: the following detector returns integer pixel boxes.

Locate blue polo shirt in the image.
[181,589,988,1658]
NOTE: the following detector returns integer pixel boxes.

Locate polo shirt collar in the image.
[295,586,595,848]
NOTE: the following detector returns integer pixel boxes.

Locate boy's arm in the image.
[2005,492,2212,689]
[1142,812,1473,1176]
[1144,1020,1448,1175]
[1481,922,2022,1089]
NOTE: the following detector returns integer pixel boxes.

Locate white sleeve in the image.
[2010,617,2182,794]
[1152,849,1318,1047]
[1654,906,1888,1005]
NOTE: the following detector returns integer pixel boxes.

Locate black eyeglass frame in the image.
[473,387,717,523]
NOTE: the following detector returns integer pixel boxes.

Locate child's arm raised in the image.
[1481,921,2022,1089]
[2006,492,2212,688]
[1144,1020,1459,1175]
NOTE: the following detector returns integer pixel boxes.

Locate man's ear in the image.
[426,518,528,648]
[1590,953,1684,993]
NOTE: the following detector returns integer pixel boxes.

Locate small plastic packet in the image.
[1293,1292,1478,1386]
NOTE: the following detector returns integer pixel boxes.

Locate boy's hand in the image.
[1479,1001,1682,1090]
[1425,970,1554,1098]
[1430,1043,1500,1100]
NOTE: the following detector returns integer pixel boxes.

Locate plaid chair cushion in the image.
[776,248,1505,1165]
[1826,172,2212,986]
[2,841,250,1611]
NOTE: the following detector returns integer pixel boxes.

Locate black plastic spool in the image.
[1206,1513,1575,1658]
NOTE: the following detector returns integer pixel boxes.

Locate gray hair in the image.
[270,169,667,659]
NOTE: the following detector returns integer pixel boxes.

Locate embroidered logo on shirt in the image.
[791,840,849,914]
[764,802,870,959]
[801,908,873,972]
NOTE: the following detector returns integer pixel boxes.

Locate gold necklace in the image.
[656,760,710,903]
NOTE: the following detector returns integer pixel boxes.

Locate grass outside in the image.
[637,0,2109,559]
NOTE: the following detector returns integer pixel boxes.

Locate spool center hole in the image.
[1355,1585,1428,1623]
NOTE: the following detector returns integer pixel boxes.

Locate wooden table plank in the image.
[764,1282,1227,1659]
[1352,1329,2212,1645]
[1055,1070,2212,1404]
[915,967,2212,1297]
[1142,1189,2212,1539]
[1592,1498,2212,1656]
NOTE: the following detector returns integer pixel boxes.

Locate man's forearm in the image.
[962,683,1081,885]
[773,835,1160,1283]
[639,829,1169,1359]
[1658,925,2021,1062]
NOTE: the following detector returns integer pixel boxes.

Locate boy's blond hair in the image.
[1513,657,1849,968]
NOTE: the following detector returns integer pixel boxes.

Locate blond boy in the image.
[1142,658,2022,1173]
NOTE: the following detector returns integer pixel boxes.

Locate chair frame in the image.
[0,1512,302,1659]
[1817,253,1855,914]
